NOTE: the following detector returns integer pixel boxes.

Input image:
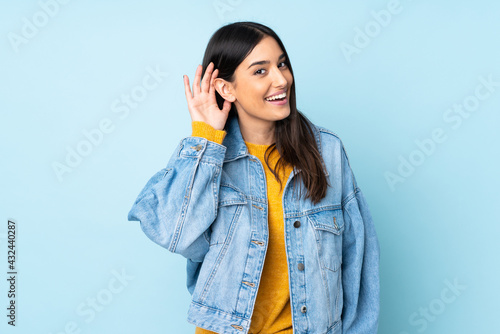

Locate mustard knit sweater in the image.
[191,121,294,334]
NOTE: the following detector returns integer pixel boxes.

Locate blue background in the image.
[1,1,499,333]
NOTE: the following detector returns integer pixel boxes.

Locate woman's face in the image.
[224,36,294,133]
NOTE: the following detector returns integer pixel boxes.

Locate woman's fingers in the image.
[183,74,192,101]
[192,64,202,95]
[209,68,218,96]
[191,62,215,96]
[221,99,231,114]
[183,63,219,117]
[201,62,214,93]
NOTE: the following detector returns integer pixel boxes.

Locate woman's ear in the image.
[214,78,236,103]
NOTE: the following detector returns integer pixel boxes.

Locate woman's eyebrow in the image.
[247,53,286,69]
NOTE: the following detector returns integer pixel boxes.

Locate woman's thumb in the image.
[222,99,232,114]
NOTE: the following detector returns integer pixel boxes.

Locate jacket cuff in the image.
[191,121,227,145]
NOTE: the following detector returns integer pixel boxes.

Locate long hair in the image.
[201,21,329,205]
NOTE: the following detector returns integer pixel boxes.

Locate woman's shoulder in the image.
[314,124,341,139]
[308,121,344,149]
[308,121,356,168]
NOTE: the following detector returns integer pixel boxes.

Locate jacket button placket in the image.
[289,217,308,330]
[238,157,269,319]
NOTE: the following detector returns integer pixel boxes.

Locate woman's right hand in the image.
[183,62,232,131]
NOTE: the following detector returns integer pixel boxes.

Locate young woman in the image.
[128,21,380,334]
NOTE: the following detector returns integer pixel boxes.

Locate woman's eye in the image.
[254,62,287,75]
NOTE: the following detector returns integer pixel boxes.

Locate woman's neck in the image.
[238,118,275,145]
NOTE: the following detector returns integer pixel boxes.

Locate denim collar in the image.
[222,115,248,162]
[222,114,328,176]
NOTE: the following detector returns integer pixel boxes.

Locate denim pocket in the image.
[208,184,247,247]
[308,209,344,272]
[217,184,247,207]
[308,209,344,324]
[198,184,247,303]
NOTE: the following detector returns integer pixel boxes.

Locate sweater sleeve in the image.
[191,121,227,145]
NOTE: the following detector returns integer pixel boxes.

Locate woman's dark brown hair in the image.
[201,21,329,205]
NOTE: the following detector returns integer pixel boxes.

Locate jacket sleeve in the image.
[127,122,227,263]
[340,142,380,334]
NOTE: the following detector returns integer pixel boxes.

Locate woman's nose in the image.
[270,66,288,86]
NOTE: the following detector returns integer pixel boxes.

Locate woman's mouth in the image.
[265,92,288,105]
[265,97,287,105]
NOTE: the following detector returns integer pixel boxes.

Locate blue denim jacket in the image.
[127,115,380,334]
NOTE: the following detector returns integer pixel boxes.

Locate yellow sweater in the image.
[191,121,294,334]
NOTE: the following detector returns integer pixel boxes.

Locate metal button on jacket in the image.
[293,220,301,228]
[298,263,305,271]
[301,305,307,313]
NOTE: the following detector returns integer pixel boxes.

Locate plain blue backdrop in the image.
[1,1,499,333]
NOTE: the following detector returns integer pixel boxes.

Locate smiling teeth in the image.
[265,92,286,101]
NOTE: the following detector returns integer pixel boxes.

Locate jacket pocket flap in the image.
[308,209,345,235]
[218,185,247,207]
